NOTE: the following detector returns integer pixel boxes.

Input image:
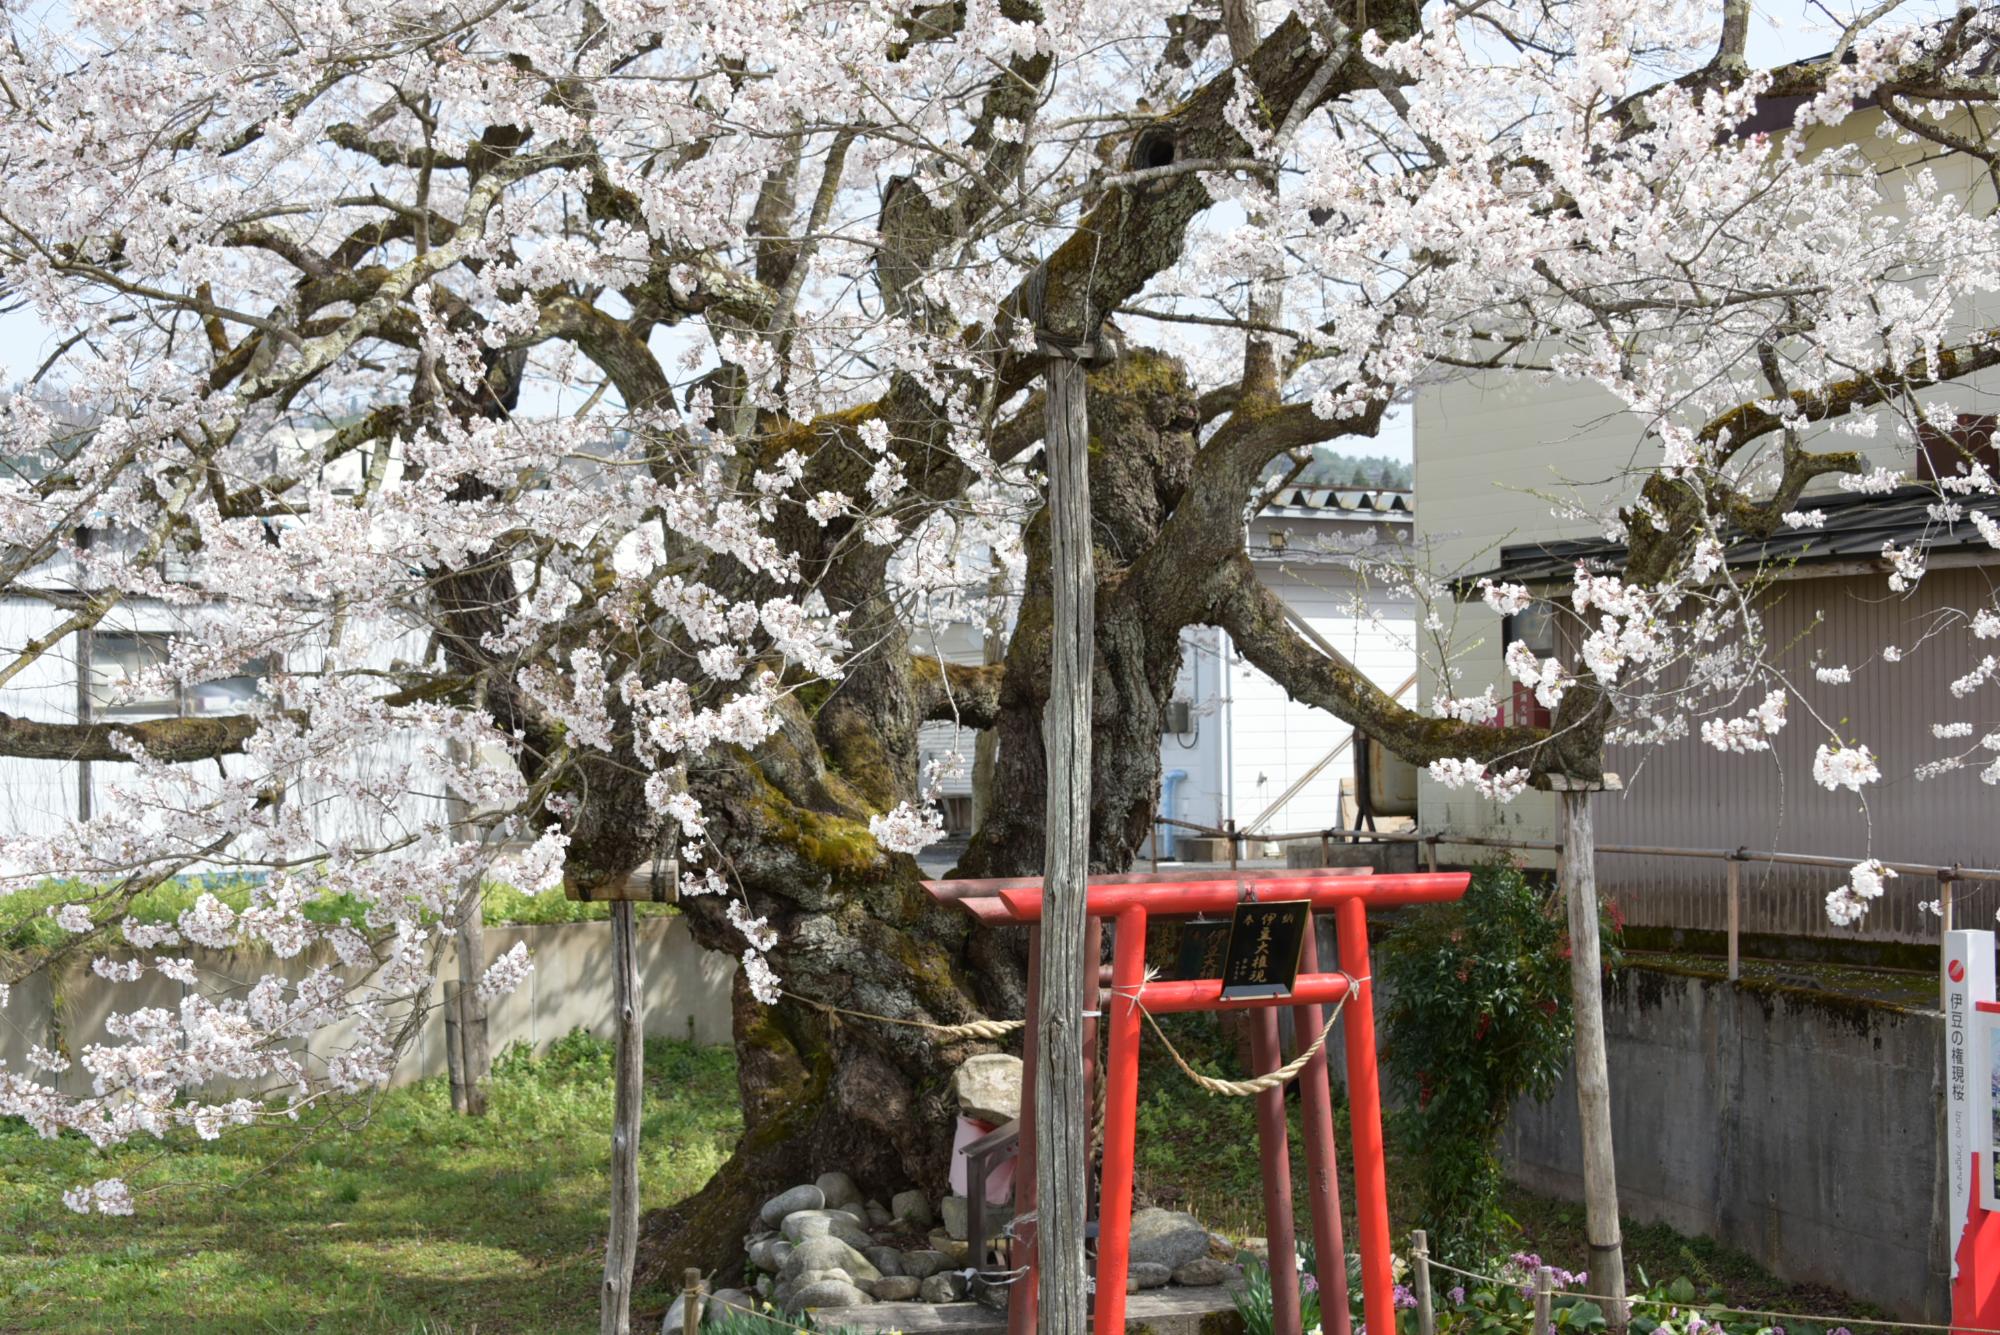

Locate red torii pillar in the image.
[930,866,1470,1335]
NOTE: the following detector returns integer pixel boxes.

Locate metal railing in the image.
[1150,816,2000,983]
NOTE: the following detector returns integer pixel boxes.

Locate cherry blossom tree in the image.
[0,1,1998,1329]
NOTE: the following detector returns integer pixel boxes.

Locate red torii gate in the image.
[924,865,1471,1335]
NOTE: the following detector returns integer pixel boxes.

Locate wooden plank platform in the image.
[826,1284,1246,1333]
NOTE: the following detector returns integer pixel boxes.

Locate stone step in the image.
[823,1285,1247,1334]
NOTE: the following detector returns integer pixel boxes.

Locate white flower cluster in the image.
[1825,860,1896,928]
[1812,742,1881,793]
[1699,691,1788,753]
[1426,758,1530,802]
[868,801,947,854]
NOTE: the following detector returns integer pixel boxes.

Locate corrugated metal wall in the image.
[1599,566,1999,944]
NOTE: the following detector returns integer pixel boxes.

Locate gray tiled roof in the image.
[1465,485,2000,588]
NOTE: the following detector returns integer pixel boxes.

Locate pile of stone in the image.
[679,1173,1241,1326]
[670,1055,1241,1328]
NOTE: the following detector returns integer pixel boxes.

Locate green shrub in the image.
[1379,861,1616,1264]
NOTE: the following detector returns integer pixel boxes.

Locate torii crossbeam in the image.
[924,865,1471,1335]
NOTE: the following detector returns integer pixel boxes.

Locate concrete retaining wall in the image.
[1502,965,1945,1320]
[2,915,738,1098]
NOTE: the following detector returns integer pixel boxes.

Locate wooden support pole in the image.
[1036,348,1094,1335]
[601,901,643,1335]
[1726,858,1741,983]
[682,1268,702,1335]
[1533,1265,1554,1335]
[1557,790,1627,1330]
[444,980,468,1115]
[1411,1230,1435,1335]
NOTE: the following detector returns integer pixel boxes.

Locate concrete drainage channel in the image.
[828,1286,1250,1333]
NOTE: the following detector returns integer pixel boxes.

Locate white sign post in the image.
[1945,929,1994,1282]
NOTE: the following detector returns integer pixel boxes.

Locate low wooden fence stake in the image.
[1534,1265,1554,1335]
[682,1268,701,1335]
[1411,1229,1435,1335]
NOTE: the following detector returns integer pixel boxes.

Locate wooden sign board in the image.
[1219,899,1312,998]
[1171,919,1230,981]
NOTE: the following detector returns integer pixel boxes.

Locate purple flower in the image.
[1393,1284,1418,1311]
[1303,1274,1319,1295]
[1448,1286,1466,1305]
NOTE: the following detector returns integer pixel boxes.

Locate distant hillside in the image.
[1264,447,1411,490]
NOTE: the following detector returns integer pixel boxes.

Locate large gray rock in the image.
[900,1249,952,1279]
[920,1272,969,1303]
[891,1189,934,1228]
[927,1230,969,1264]
[785,1278,874,1313]
[972,1276,1011,1311]
[759,1184,825,1227]
[939,1195,970,1241]
[867,1275,923,1301]
[781,1209,874,1251]
[863,1246,905,1277]
[865,1199,893,1230]
[746,1237,792,1274]
[1172,1257,1234,1287]
[816,1171,865,1210]
[705,1288,756,1326]
[951,1053,1023,1123]
[663,1292,701,1333]
[1129,1262,1173,1290]
[1127,1208,1211,1270]
[782,1234,881,1283]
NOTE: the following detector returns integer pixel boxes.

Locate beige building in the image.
[1413,92,2000,945]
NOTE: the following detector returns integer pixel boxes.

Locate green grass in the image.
[0,1032,738,1334]
[0,878,676,953]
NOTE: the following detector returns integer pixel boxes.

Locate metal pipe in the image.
[997,874,1469,922]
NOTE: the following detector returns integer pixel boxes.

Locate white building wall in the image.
[1155,562,1416,853]
[0,597,449,862]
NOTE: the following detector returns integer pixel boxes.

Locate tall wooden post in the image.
[1725,857,1741,983]
[1037,346,1095,1334]
[601,900,643,1335]
[1555,782,1627,1329]
[445,735,490,1115]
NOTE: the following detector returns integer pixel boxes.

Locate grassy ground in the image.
[0,1033,737,1334]
[0,878,675,954]
[0,1016,1880,1333]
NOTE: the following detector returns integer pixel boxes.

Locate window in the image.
[87,632,178,717]
[188,658,272,715]
[86,632,272,718]
[1502,602,1559,657]
[1501,602,1559,729]
[1917,413,1999,483]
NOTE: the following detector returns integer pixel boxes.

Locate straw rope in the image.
[1114,974,1358,1097]
[1424,1256,1969,1335]
[780,990,1024,1040]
